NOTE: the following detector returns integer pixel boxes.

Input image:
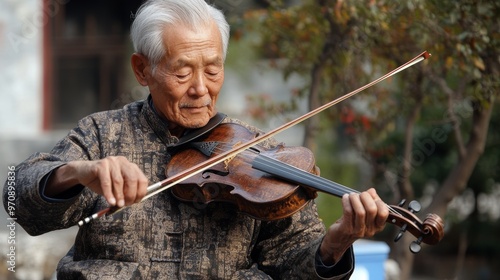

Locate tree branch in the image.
[428,74,467,157]
[427,96,494,218]
[398,72,424,200]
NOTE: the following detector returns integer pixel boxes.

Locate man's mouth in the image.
[180,100,211,110]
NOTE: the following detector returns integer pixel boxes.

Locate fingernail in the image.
[109,197,116,206]
[118,199,125,207]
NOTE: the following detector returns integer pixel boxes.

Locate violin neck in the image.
[252,154,358,198]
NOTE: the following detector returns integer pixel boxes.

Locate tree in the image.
[239,0,500,278]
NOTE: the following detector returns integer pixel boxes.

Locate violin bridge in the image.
[223,157,234,170]
[223,141,242,170]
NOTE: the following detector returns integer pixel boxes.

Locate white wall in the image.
[0,2,77,279]
[0,0,45,137]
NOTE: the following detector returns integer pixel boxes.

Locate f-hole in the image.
[202,169,230,179]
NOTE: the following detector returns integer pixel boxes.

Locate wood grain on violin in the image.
[76,51,444,253]
[167,123,444,253]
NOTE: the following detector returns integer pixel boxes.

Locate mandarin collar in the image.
[141,95,180,147]
[141,94,227,148]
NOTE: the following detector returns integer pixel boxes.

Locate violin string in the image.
[198,142,400,216]
[250,150,401,216]
[80,52,429,226]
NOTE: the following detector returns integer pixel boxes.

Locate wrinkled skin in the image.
[45,20,389,266]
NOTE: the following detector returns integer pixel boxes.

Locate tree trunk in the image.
[303,62,325,151]
[393,75,423,280]
[454,229,468,278]
[303,0,341,150]
[404,97,493,280]
[394,75,493,279]
[426,99,494,221]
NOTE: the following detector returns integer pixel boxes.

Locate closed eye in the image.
[206,71,220,76]
[175,72,191,80]
[206,65,222,77]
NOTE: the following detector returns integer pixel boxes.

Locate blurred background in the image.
[1,0,499,279]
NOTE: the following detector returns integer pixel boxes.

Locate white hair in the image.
[130,0,230,69]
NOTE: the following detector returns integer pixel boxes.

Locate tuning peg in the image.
[394,223,408,242]
[398,199,407,207]
[394,231,404,242]
[410,236,423,254]
[408,200,421,213]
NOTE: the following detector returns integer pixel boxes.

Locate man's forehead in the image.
[160,22,223,65]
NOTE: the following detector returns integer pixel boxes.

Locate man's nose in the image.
[188,71,208,96]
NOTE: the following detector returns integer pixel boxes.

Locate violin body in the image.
[166,122,444,251]
[79,52,444,253]
[166,123,318,220]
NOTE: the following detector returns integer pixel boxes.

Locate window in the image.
[45,0,142,129]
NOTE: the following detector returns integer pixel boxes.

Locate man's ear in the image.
[131,53,150,86]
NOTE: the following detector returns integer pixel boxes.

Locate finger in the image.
[348,193,366,236]
[126,162,149,204]
[109,159,125,207]
[360,191,378,223]
[367,188,382,200]
[366,188,390,228]
[341,193,354,221]
[375,199,389,228]
[95,161,117,206]
[335,193,355,236]
[118,159,137,206]
[122,169,138,206]
[135,170,149,203]
[119,159,148,205]
[361,191,387,237]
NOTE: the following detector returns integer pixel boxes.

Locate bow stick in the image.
[78,51,431,226]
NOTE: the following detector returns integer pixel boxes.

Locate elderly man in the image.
[4,0,388,279]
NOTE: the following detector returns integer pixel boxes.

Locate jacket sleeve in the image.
[2,116,103,236]
[253,200,354,279]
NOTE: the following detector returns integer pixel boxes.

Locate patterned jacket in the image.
[4,96,353,279]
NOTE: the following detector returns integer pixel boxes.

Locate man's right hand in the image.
[45,156,149,207]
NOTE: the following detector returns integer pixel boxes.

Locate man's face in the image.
[145,21,224,131]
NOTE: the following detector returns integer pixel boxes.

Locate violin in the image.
[77,51,443,253]
[166,123,444,254]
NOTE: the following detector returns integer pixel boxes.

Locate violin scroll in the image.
[389,200,444,254]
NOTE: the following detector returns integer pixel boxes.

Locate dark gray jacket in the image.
[4,96,353,279]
